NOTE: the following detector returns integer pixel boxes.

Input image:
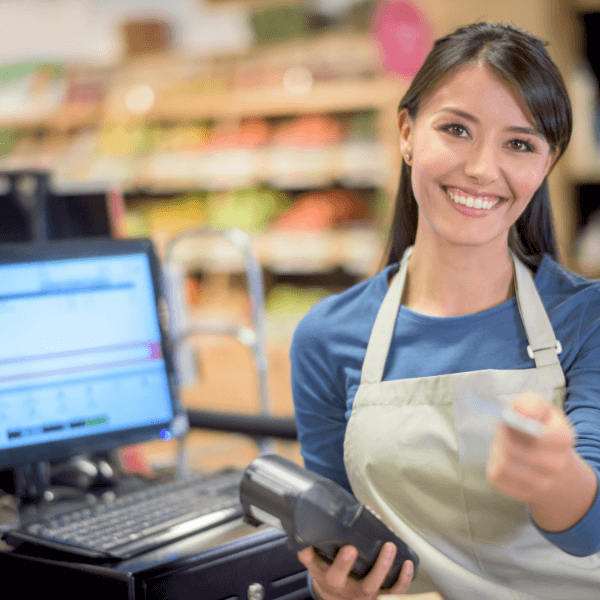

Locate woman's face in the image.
[399,63,558,251]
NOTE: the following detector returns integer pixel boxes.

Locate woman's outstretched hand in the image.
[486,390,598,534]
[297,543,414,600]
[486,390,577,506]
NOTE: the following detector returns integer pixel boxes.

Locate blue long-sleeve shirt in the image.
[290,253,600,557]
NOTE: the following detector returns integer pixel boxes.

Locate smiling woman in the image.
[291,21,600,600]
[396,62,560,317]
[388,22,571,275]
[400,63,557,252]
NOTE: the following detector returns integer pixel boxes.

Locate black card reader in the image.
[239,454,419,589]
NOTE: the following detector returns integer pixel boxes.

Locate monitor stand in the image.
[13,461,49,507]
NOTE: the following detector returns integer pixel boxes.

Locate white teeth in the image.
[446,188,500,210]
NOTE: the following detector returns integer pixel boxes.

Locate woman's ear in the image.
[398,108,414,164]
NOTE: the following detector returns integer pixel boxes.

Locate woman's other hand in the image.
[487,391,597,533]
[486,390,576,506]
[297,542,414,600]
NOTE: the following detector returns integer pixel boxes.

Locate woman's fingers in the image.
[297,546,325,576]
[358,542,399,595]
[386,558,414,594]
[297,546,313,568]
[297,544,413,600]
[325,546,358,589]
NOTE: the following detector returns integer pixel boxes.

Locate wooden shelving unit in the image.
[0,35,406,293]
[549,0,600,274]
[161,227,384,275]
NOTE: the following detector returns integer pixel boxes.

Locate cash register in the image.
[0,237,309,599]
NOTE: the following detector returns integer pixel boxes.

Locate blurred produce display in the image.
[210,118,272,149]
[271,114,344,145]
[0,22,397,198]
[273,188,369,231]
[0,62,66,122]
[0,9,406,297]
[0,130,21,158]
[20,109,385,194]
[204,186,290,232]
[140,192,207,235]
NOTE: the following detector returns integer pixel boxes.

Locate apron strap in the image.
[360,247,412,384]
[511,252,566,393]
[360,247,566,396]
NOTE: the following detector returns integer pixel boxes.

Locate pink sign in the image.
[371,0,434,77]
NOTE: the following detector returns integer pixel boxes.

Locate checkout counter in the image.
[0,512,310,600]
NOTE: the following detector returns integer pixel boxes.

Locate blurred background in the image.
[0,0,598,473]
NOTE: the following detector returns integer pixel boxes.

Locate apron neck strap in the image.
[360,247,565,391]
[360,247,411,384]
[511,252,565,389]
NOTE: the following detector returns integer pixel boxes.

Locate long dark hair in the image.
[384,22,573,271]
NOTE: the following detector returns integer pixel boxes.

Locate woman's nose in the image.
[464,141,500,184]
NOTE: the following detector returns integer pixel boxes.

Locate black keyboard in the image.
[2,469,244,560]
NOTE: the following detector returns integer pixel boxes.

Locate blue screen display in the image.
[0,247,176,464]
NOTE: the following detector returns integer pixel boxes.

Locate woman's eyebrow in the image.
[435,107,543,139]
[507,125,543,139]
[436,107,478,122]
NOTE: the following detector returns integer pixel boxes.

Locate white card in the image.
[502,406,546,438]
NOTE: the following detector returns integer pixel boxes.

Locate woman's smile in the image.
[443,185,505,217]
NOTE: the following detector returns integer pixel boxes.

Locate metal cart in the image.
[162,227,297,473]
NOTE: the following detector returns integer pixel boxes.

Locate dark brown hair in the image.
[384,22,573,270]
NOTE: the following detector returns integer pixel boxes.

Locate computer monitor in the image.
[0,237,181,472]
[0,170,113,244]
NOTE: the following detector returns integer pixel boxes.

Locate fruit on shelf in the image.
[204,185,290,232]
[271,114,345,146]
[139,192,207,235]
[273,188,369,231]
[154,123,212,152]
[210,118,272,149]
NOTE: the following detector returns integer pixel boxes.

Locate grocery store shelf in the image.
[160,227,386,276]
[113,76,407,123]
[0,68,404,134]
[132,140,389,192]
[3,140,391,194]
[0,105,102,133]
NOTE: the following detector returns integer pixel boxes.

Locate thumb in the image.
[511,391,551,423]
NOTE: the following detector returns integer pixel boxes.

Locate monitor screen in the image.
[0,238,179,469]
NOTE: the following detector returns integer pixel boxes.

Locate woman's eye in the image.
[442,124,469,137]
[448,125,467,135]
[508,139,534,152]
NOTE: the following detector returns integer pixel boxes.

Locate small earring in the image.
[405,153,411,163]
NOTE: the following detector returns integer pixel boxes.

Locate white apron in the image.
[343,247,600,600]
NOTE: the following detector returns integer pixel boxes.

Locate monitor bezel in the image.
[0,236,180,469]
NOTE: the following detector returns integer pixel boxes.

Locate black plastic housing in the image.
[239,454,419,589]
